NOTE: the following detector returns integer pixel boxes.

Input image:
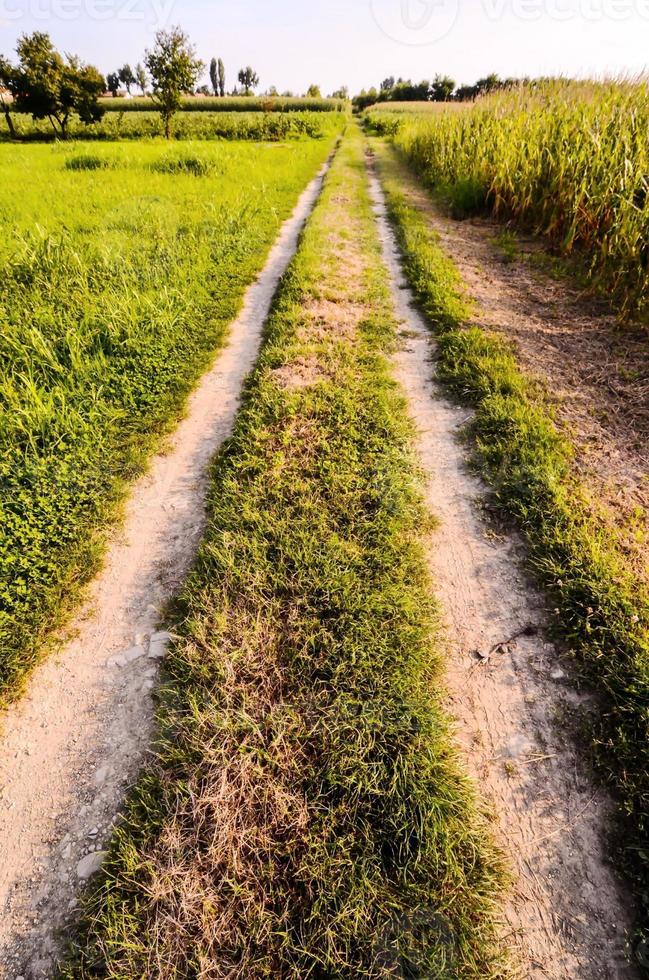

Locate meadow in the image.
[367,79,649,317]
[0,136,337,702]
[0,108,345,142]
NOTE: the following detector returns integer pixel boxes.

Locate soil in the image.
[0,158,331,980]
[369,163,639,979]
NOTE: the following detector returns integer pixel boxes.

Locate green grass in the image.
[60,127,508,980]
[0,136,336,704]
[372,139,649,963]
[378,78,649,319]
[0,110,347,142]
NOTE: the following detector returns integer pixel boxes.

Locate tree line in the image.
[0,26,347,141]
[353,73,518,110]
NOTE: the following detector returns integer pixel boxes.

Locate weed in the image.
[151,154,216,176]
[64,154,115,171]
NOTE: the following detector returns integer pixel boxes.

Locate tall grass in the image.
[0,137,336,703]
[387,79,649,318]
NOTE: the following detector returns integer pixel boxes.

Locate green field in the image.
[0,136,336,702]
[98,95,348,113]
[0,109,346,142]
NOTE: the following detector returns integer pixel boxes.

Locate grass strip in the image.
[0,138,333,704]
[0,109,347,142]
[61,128,508,979]
[372,139,649,957]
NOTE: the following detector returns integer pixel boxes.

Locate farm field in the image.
[366,79,649,318]
[1,58,649,980]
[97,94,348,112]
[0,109,346,142]
[0,135,337,703]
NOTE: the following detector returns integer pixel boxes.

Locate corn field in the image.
[383,80,649,318]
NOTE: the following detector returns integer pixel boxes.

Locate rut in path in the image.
[367,159,638,979]
[0,156,332,980]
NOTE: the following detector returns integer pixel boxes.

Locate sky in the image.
[0,0,647,94]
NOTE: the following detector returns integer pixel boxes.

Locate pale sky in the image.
[1,0,647,94]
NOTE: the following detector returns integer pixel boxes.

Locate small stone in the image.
[76,851,107,880]
[61,843,72,860]
[93,765,109,786]
[107,644,146,668]
[504,734,532,759]
[148,632,172,661]
[550,668,565,681]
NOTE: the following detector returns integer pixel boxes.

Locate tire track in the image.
[0,152,333,980]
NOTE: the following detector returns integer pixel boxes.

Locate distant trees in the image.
[330,86,349,100]
[431,74,455,101]
[0,55,16,137]
[135,62,147,95]
[145,27,203,138]
[306,84,321,98]
[454,74,515,101]
[107,71,120,97]
[353,71,520,108]
[210,57,227,96]
[1,32,104,138]
[118,63,135,95]
[237,66,259,95]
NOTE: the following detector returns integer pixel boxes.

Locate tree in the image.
[145,27,203,139]
[135,62,147,96]
[4,32,104,138]
[431,73,455,101]
[237,66,259,95]
[209,57,218,96]
[330,86,349,100]
[306,83,321,98]
[475,73,501,95]
[267,85,279,97]
[217,58,225,97]
[380,76,395,92]
[118,63,135,95]
[0,55,16,138]
[454,84,477,101]
[107,71,120,97]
